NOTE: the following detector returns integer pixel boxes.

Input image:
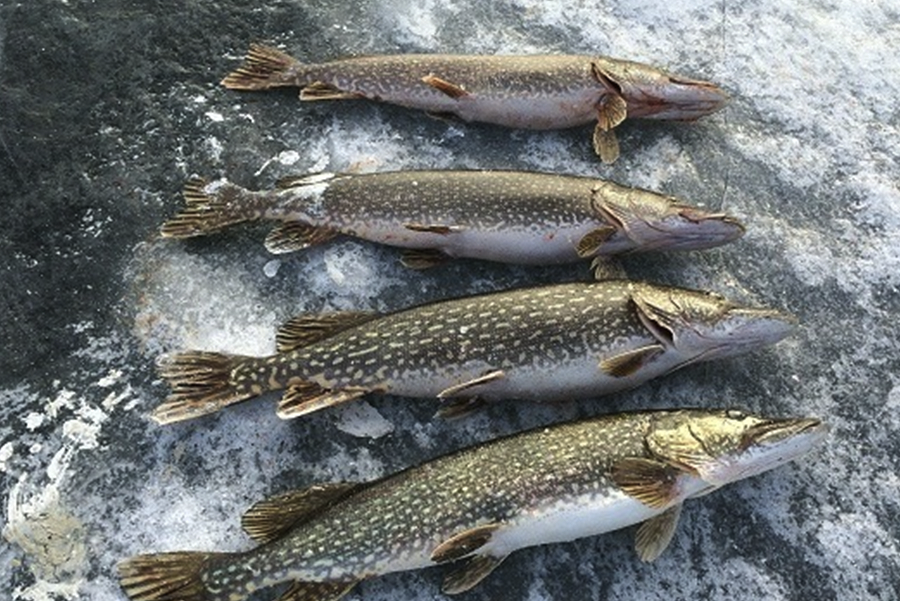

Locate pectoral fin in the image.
[404,222,465,235]
[635,504,683,562]
[300,81,361,101]
[437,370,506,399]
[422,74,470,99]
[442,555,507,595]
[590,256,628,281]
[277,579,359,601]
[576,225,618,258]
[242,483,362,544]
[599,344,665,378]
[609,457,679,509]
[593,123,621,165]
[400,248,451,269]
[277,311,379,352]
[265,222,337,254]
[432,523,502,563]
[277,383,368,419]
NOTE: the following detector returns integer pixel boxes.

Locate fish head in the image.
[592,57,729,121]
[592,183,745,253]
[630,283,797,361]
[646,409,827,489]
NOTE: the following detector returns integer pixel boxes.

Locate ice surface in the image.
[1,0,899,600]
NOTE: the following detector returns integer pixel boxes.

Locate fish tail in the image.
[118,551,227,601]
[160,178,259,239]
[152,351,258,424]
[221,43,303,90]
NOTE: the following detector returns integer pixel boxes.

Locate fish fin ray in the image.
[300,81,362,101]
[437,370,505,399]
[630,292,678,346]
[422,74,470,99]
[275,172,339,190]
[442,555,507,595]
[592,123,620,164]
[265,222,337,254]
[118,551,224,601]
[400,248,451,270]
[152,352,253,424]
[160,178,253,239]
[635,504,683,562]
[222,43,302,90]
[403,222,465,235]
[277,579,360,601]
[599,344,665,378]
[434,396,488,420]
[432,523,502,563]
[242,484,362,544]
[277,384,367,419]
[276,311,379,352]
[609,457,679,509]
[590,257,628,281]
[575,225,617,258]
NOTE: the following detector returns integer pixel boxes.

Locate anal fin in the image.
[599,344,665,378]
[277,383,367,419]
[432,523,502,563]
[400,248,451,270]
[242,483,362,544]
[277,311,379,353]
[442,555,507,595]
[265,222,337,254]
[300,81,362,101]
[277,579,359,601]
[635,503,683,562]
[422,74,470,99]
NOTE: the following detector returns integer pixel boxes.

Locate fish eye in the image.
[726,409,747,420]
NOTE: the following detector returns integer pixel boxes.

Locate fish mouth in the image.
[740,417,827,451]
[636,207,746,251]
[626,79,730,121]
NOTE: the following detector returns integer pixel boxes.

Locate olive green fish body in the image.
[119,410,826,600]
[162,170,744,267]
[222,45,729,163]
[153,281,795,424]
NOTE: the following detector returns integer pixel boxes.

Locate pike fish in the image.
[160,170,744,270]
[222,45,729,163]
[118,409,826,601]
[151,280,795,424]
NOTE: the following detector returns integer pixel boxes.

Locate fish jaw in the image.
[592,183,746,254]
[646,411,827,489]
[631,284,797,363]
[593,57,729,121]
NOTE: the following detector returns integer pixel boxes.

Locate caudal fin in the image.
[221,43,302,90]
[160,178,256,239]
[118,552,224,601]
[152,352,255,425]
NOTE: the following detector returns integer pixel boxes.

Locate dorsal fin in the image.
[276,311,379,352]
[242,483,362,544]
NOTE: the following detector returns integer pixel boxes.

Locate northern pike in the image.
[160,170,744,270]
[221,45,729,163]
[151,280,795,424]
[118,408,826,601]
